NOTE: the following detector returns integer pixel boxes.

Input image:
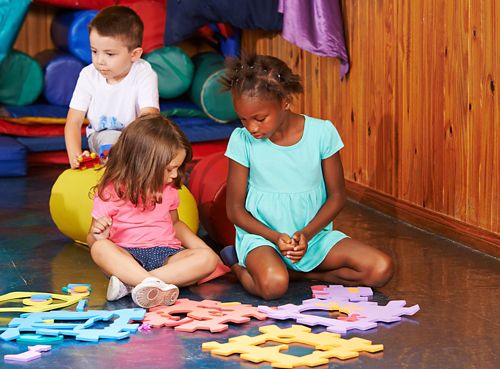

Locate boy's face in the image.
[89,30,142,84]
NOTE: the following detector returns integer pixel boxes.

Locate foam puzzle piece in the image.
[4,350,41,362]
[259,298,420,335]
[76,299,87,312]
[0,308,145,342]
[143,298,267,333]
[0,291,83,313]
[3,344,51,363]
[311,285,373,302]
[28,345,52,352]
[203,324,383,368]
[16,334,64,345]
[62,284,92,297]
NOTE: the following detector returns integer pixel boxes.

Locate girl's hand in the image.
[276,233,294,255]
[286,232,308,263]
[91,216,112,240]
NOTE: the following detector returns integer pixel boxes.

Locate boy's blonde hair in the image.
[88,6,143,50]
[96,114,192,208]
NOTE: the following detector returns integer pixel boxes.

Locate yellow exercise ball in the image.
[49,168,199,245]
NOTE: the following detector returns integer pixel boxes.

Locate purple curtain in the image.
[279,0,350,79]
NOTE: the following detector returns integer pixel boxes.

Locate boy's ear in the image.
[130,47,143,61]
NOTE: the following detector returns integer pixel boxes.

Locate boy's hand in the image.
[70,150,90,169]
[286,232,308,263]
[91,216,112,240]
[276,233,294,255]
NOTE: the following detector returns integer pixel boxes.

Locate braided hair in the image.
[220,54,303,101]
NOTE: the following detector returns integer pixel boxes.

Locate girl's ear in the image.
[130,47,143,61]
[282,98,291,111]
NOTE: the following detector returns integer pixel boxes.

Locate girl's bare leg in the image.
[90,239,150,286]
[290,238,393,287]
[231,246,289,300]
[150,248,219,287]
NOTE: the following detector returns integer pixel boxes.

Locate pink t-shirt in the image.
[92,184,182,249]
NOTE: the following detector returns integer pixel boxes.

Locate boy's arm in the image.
[64,108,87,168]
[139,106,159,116]
[170,209,211,249]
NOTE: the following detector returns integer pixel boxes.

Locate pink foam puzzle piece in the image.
[143,298,218,328]
[311,285,373,302]
[4,350,42,362]
[144,298,268,333]
[28,345,51,352]
[193,302,267,321]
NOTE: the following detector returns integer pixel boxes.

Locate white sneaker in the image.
[131,277,179,308]
[106,275,133,301]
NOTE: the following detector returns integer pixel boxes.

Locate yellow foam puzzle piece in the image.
[0,292,82,313]
[203,324,383,368]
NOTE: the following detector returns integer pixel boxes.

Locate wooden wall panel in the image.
[13,4,56,56]
[243,0,499,255]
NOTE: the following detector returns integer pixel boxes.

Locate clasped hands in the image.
[277,232,308,263]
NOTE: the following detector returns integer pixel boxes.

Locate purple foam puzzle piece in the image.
[258,298,420,335]
[311,285,373,302]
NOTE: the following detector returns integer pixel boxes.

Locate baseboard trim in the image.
[345,180,500,258]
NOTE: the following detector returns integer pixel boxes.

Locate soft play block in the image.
[118,0,166,53]
[34,0,115,9]
[0,0,31,64]
[51,10,98,64]
[0,136,27,177]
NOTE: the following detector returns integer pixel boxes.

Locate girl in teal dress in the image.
[220,54,393,300]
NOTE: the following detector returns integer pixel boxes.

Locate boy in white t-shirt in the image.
[65,6,159,168]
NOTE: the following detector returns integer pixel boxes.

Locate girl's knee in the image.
[366,253,394,287]
[191,248,219,273]
[256,270,289,300]
[89,239,110,259]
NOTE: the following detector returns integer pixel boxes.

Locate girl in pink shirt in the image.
[87,114,219,308]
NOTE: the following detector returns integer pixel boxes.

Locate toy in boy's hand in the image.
[77,152,101,170]
[99,144,112,160]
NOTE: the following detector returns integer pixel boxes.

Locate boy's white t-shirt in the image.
[69,59,159,137]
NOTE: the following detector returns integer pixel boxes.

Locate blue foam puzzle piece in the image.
[1,308,145,342]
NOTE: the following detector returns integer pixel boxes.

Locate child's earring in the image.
[285,103,290,110]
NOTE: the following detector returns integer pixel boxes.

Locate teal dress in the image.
[225,115,349,272]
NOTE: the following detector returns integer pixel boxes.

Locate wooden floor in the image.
[0,166,498,369]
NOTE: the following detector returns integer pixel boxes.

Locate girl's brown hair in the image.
[95,114,192,208]
[220,54,303,101]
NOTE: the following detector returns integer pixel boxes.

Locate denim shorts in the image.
[124,246,183,271]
